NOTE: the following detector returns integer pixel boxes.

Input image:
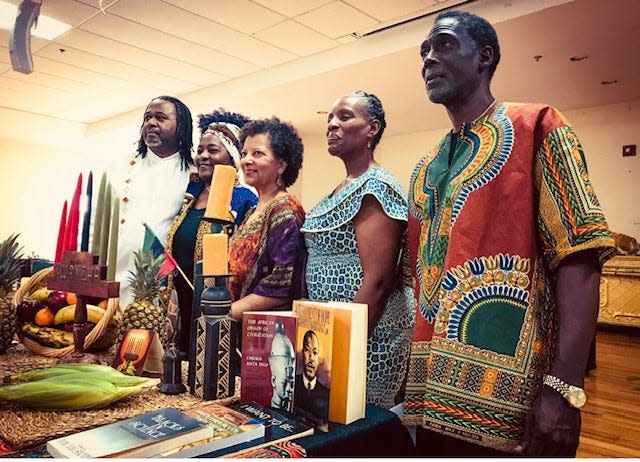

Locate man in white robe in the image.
[112,96,195,307]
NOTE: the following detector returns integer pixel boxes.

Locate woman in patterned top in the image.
[301,91,415,408]
[164,109,258,353]
[228,117,307,321]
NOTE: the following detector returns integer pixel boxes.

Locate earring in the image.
[367,139,372,149]
[276,176,284,188]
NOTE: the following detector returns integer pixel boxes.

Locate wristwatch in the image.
[543,374,587,409]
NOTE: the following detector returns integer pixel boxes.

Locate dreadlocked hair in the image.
[136,95,194,171]
[198,109,251,134]
[353,90,386,150]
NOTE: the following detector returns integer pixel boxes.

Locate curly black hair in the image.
[435,10,501,79]
[136,95,194,171]
[197,108,251,134]
[239,117,304,188]
[352,90,386,150]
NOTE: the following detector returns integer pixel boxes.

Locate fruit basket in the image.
[12,267,119,358]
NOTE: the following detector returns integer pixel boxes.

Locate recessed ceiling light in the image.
[569,55,589,62]
[0,0,71,40]
[601,80,619,85]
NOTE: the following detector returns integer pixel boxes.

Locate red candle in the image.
[54,200,68,263]
[65,173,83,252]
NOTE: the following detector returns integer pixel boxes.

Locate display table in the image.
[1,343,415,458]
[294,405,415,457]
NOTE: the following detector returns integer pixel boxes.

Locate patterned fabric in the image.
[404,102,616,452]
[302,167,416,409]
[228,193,307,302]
[163,177,257,351]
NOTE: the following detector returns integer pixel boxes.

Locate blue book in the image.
[46,407,210,458]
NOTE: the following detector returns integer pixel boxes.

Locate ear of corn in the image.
[41,371,152,388]
[1,364,146,410]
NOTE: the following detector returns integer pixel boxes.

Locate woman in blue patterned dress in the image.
[301,91,415,408]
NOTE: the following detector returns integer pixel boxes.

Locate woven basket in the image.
[12,267,119,358]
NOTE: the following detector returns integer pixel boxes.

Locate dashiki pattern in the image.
[228,193,307,302]
[302,167,416,409]
[404,102,615,452]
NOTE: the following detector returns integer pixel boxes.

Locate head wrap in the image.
[204,122,251,187]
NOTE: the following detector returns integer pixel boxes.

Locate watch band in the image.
[543,374,587,409]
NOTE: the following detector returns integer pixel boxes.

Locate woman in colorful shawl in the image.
[228,117,307,321]
[301,91,415,409]
[165,109,257,353]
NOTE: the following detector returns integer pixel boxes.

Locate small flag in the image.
[142,223,193,290]
[142,223,165,259]
[158,252,178,278]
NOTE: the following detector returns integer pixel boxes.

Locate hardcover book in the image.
[325,301,367,424]
[158,402,265,458]
[46,407,210,458]
[292,300,334,432]
[241,311,297,413]
[202,401,314,458]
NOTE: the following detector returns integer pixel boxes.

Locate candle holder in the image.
[188,271,238,400]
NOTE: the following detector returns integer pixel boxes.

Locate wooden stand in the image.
[47,251,119,364]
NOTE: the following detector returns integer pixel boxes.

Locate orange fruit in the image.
[66,292,77,305]
[34,308,55,327]
[98,299,108,310]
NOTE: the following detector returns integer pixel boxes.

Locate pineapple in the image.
[118,250,167,345]
[0,234,23,354]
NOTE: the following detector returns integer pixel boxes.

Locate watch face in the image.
[568,387,587,408]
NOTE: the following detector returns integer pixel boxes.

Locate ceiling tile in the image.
[55,29,227,86]
[296,1,378,39]
[107,0,294,67]
[107,0,233,44]
[35,43,199,94]
[254,20,338,56]
[30,55,127,90]
[252,0,334,18]
[163,0,285,34]
[4,70,93,93]
[342,0,436,22]
[79,12,258,76]
[0,76,72,113]
[3,0,99,27]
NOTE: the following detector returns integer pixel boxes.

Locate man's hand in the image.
[513,386,581,456]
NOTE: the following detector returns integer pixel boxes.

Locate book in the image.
[46,407,210,458]
[325,301,368,424]
[202,401,314,458]
[157,402,265,458]
[241,311,297,413]
[112,328,163,376]
[292,300,334,432]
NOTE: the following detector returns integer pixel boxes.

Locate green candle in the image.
[107,196,119,280]
[99,183,111,266]
[91,172,107,255]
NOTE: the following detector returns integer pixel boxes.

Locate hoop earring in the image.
[276,175,284,188]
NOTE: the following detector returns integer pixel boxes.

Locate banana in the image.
[20,323,74,348]
[53,304,105,326]
[29,287,51,302]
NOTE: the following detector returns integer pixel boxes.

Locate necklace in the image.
[457,99,496,135]
[478,98,497,119]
